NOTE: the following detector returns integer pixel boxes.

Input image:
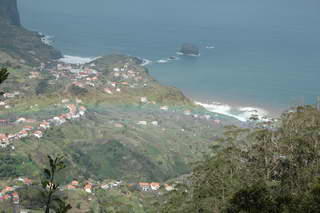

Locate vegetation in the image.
[161,105,320,212]
[0,67,9,95]
[42,155,72,213]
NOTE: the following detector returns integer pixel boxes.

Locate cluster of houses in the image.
[64,179,174,193]
[0,178,32,204]
[0,176,175,206]
[0,102,87,149]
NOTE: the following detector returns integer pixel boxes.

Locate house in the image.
[71,180,79,186]
[116,88,121,92]
[0,134,8,142]
[16,117,26,123]
[104,88,113,95]
[150,182,160,191]
[2,186,14,193]
[121,81,129,86]
[0,101,5,106]
[23,178,32,185]
[84,183,93,193]
[160,106,169,111]
[62,113,72,120]
[66,184,76,190]
[137,121,147,125]
[61,99,70,103]
[151,121,159,126]
[67,104,77,114]
[40,121,50,129]
[113,68,120,72]
[33,131,43,139]
[3,93,15,98]
[139,183,150,192]
[25,119,36,123]
[7,134,15,140]
[53,117,65,125]
[164,184,174,191]
[18,130,28,138]
[79,106,87,116]
[101,184,110,190]
[22,126,33,131]
[140,97,148,103]
[114,123,124,128]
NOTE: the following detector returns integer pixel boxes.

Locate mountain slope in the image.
[0,0,62,65]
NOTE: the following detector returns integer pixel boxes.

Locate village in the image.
[0,60,223,149]
[0,176,175,205]
[0,59,222,210]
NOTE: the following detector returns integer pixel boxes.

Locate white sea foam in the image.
[157,59,168,64]
[195,101,269,122]
[167,56,179,61]
[59,55,100,65]
[176,52,200,57]
[206,46,215,49]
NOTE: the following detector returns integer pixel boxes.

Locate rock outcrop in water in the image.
[179,43,200,56]
[0,0,62,65]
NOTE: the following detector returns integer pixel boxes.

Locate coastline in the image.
[56,54,280,122]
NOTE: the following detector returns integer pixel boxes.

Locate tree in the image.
[0,67,9,95]
[161,106,320,212]
[42,155,72,213]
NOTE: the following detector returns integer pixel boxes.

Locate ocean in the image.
[18,0,320,120]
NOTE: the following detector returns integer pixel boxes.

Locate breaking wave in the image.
[195,101,269,122]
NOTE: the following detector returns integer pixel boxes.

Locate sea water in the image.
[18,0,320,120]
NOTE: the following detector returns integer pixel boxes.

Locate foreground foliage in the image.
[42,155,72,213]
[162,106,320,212]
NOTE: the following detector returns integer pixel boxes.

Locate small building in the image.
[84,183,93,193]
[33,131,43,139]
[22,126,33,131]
[18,130,28,138]
[71,180,79,186]
[104,88,113,95]
[164,184,174,191]
[150,182,160,191]
[160,106,169,111]
[40,121,50,129]
[114,123,124,128]
[66,184,76,190]
[139,183,150,192]
[151,121,159,126]
[140,97,148,103]
[137,121,147,125]
[16,117,26,123]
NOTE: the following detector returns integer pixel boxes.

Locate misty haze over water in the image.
[19,0,320,115]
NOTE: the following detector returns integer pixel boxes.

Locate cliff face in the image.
[0,0,20,26]
[0,0,62,65]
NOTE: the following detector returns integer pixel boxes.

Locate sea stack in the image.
[179,43,200,56]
